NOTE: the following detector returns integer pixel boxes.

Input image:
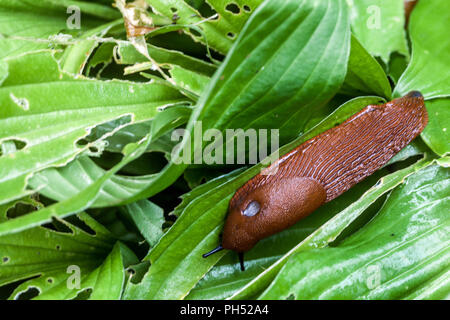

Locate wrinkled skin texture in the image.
[222,92,428,253]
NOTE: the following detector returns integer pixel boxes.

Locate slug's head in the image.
[220,176,326,253]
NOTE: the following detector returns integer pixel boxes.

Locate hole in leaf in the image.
[15,287,40,300]
[170,7,177,13]
[72,288,92,300]
[65,215,97,236]
[2,257,9,263]
[189,28,202,37]
[227,32,236,39]
[56,245,61,250]
[76,115,132,149]
[286,294,295,300]
[89,146,99,153]
[0,139,27,156]
[76,139,89,147]
[243,5,251,12]
[47,278,54,284]
[6,202,38,220]
[225,3,240,14]
[42,217,73,234]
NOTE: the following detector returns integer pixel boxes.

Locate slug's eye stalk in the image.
[242,200,260,217]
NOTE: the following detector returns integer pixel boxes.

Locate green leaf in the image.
[0,96,192,237]
[0,0,114,59]
[0,51,186,206]
[169,65,210,97]
[116,42,217,77]
[85,105,192,154]
[7,0,120,20]
[75,242,126,300]
[347,0,409,64]
[0,212,118,299]
[394,0,450,99]
[259,162,450,299]
[61,19,123,75]
[28,156,157,208]
[147,0,264,54]
[195,0,350,143]
[0,60,7,85]
[122,200,165,247]
[421,99,450,157]
[86,42,116,77]
[340,35,391,99]
[25,106,192,209]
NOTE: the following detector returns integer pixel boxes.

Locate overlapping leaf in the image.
[0,212,129,300]
[394,0,450,99]
[147,0,264,54]
[0,0,118,59]
[0,51,187,206]
[347,0,408,63]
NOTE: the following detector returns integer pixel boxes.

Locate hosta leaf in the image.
[404,269,450,300]
[115,42,217,77]
[86,42,116,77]
[0,135,151,237]
[121,200,165,247]
[0,0,115,59]
[61,19,123,75]
[28,156,157,208]
[85,105,192,154]
[67,242,125,300]
[26,106,192,208]
[169,65,210,97]
[0,51,187,206]
[0,99,191,236]
[147,0,264,54]
[0,212,117,299]
[340,35,391,99]
[0,196,43,223]
[346,0,408,63]
[259,162,450,299]
[5,0,120,20]
[196,0,350,143]
[123,96,385,300]
[394,0,450,99]
[420,99,450,157]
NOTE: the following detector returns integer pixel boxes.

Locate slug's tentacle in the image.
[203,91,427,258]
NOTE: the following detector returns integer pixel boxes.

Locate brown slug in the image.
[203,91,428,270]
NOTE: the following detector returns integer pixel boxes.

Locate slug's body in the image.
[203,92,428,269]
